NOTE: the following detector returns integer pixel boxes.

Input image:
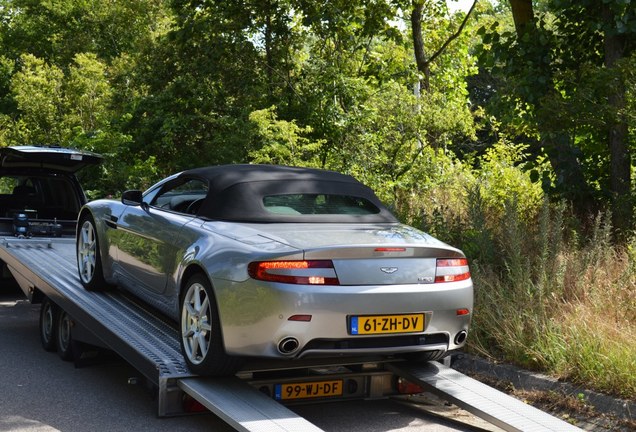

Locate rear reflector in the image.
[182,394,208,413]
[288,314,312,322]
[248,260,340,285]
[435,258,470,283]
[397,377,425,394]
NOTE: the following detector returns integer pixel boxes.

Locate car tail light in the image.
[248,260,340,285]
[435,258,470,283]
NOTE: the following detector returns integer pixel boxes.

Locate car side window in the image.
[0,176,18,194]
[150,178,208,215]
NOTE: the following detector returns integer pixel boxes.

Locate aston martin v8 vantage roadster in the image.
[76,165,473,375]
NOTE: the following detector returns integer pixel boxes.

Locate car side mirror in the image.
[121,190,144,206]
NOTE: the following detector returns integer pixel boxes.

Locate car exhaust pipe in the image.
[454,330,468,345]
[277,337,300,355]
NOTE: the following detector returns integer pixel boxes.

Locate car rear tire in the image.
[39,298,58,352]
[179,274,242,376]
[77,214,108,291]
[56,310,75,361]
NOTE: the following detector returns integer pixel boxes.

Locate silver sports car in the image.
[77,165,473,376]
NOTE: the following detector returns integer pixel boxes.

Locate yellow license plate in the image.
[350,314,425,335]
[274,379,344,401]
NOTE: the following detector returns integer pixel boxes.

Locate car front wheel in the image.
[77,214,107,291]
[179,274,242,376]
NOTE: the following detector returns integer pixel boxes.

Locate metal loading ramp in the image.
[178,377,325,432]
[387,361,583,432]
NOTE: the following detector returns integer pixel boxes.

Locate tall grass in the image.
[393,144,635,400]
[417,191,636,400]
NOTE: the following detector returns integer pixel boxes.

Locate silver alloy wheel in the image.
[78,220,96,283]
[181,282,212,365]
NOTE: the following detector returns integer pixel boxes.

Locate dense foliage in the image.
[1,1,633,225]
[0,0,634,400]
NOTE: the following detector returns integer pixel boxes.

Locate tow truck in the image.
[0,147,582,432]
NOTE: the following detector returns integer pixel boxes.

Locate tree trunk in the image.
[264,0,274,100]
[603,4,631,237]
[410,1,430,92]
[509,0,534,33]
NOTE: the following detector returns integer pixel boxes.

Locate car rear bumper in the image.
[214,279,473,359]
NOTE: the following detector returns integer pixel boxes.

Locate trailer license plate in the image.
[350,314,424,335]
[274,380,343,401]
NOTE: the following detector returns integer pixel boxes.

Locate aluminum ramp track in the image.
[178,377,324,432]
[0,239,189,379]
[388,361,583,432]
[0,239,192,415]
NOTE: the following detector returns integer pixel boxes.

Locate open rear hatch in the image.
[0,146,102,237]
[0,145,102,172]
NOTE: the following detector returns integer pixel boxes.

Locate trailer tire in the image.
[179,274,243,376]
[77,214,108,291]
[39,298,58,352]
[56,310,75,361]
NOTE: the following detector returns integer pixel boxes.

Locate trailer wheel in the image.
[56,310,75,361]
[179,274,242,376]
[39,298,58,352]
[77,214,107,291]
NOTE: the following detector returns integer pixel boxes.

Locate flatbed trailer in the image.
[0,236,583,432]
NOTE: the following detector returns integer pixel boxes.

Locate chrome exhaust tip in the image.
[454,330,468,345]
[277,337,300,355]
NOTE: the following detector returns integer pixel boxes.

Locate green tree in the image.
[127,0,287,173]
[65,53,113,135]
[409,0,477,92]
[549,0,636,235]
[248,106,324,166]
[476,0,636,235]
[0,0,170,65]
[10,54,65,143]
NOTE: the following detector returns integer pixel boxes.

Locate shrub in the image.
[397,143,635,399]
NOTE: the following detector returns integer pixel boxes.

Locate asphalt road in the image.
[0,285,487,432]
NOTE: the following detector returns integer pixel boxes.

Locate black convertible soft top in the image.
[179,164,397,223]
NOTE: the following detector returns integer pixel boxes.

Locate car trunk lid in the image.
[253,224,465,285]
